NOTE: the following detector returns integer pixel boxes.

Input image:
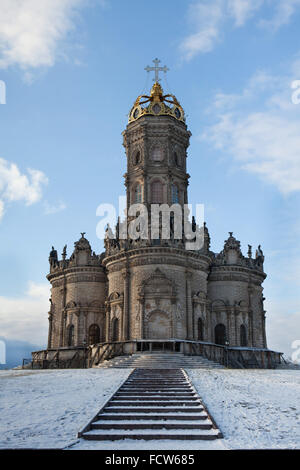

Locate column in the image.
[60,308,66,347]
[82,310,88,345]
[262,311,267,348]
[47,313,53,349]
[59,276,67,347]
[75,311,80,346]
[209,304,214,342]
[139,298,145,339]
[122,269,130,340]
[105,303,110,341]
[186,271,193,339]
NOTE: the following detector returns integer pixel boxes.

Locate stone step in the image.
[108,400,202,406]
[82,428,221,441]
[91,421,213,430]
[97,413,209,420]
[120,379,188,383]
[123,377,188,380]
[119,389,192,393]
[122,387,192,395]
[103,365,224,369]
[114,396,199,401]
[120,385,192,388]
[119,388,193,392]
[103,407,205,413]
[115,392,196,396]
[96,352,224,369]
[120,384,192,387]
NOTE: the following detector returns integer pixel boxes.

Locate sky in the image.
[0,0,300,360]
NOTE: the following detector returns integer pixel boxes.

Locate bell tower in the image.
[122,78,191,219]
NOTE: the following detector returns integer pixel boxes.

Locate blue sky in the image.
[0,0,300,359]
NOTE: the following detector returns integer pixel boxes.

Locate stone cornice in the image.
[47,265,106,283]
[208,265,266,285]
[103,246,211,273]
[209,264,266,279]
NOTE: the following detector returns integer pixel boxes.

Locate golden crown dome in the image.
[128,82,185,123]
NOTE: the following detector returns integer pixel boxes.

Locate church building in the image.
[35,61,281,368]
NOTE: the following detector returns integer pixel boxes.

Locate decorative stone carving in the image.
[138,268,177,306]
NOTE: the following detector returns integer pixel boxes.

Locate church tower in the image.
[123,81,191,215]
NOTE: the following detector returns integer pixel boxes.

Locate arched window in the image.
[133,150,141,165]
[174,151,181,167]
[240,324,247,347]
[215,323,226,345]
[198,318,203,341]
[171,184,179,204]
[152,147,164,162]
[67,325,75,347]
[112,318,119,342]
[134,183,142,203]
[151,181,163,204]
[88,324,100,345]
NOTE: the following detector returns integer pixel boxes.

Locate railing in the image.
[31,350,48,369]
[31,347,88,369]
[88,339,283,369]
[31,340,283,369]
[22,358,32,369]
[88,341,126,368]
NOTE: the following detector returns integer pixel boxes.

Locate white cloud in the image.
[180,1,300,59]
[202,64,300,194]
[0,158,48,218]
[0,200,4,220]
[259,0,300,31]
[0,282,50,345]
[0,0,91,70]
[44,200,67,215]
[180,0,224,59]
[266,301,300,360]
[27,281,50,299]
[205,112,300,194]
[228,0,263,26]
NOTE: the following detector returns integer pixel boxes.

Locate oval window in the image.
[152,103,161,114]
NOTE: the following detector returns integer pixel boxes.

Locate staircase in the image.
[79,368,223,441]
[96,352,224,369]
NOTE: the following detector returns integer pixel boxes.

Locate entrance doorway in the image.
[214,323,226,345]
[147,310,171,340]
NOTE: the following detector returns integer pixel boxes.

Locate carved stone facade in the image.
[46,82,268,351]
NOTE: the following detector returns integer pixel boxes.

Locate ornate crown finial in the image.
[128,59,185,123]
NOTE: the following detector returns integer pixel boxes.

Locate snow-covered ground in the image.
[0,368,130,449]
[0,368,299,449]
[189,369,300,449]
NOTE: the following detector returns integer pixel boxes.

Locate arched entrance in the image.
[240,324,247,347]
[215,323,226,345]
[88,324,100,345]
[197,318,203,341]
[67,324,75,347]
[147,310,171,340]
